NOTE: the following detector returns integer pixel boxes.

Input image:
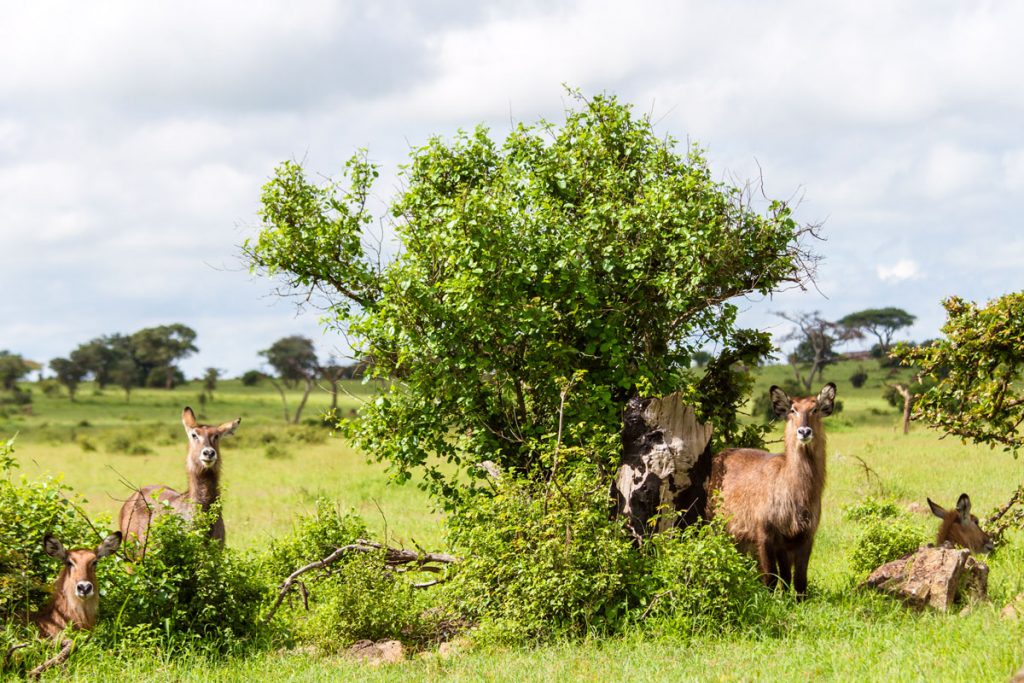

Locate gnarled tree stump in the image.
[611,393,713,541]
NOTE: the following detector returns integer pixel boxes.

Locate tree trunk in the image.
[611,393,714,541]
[270,379,290,422]
[292,377,314,424]
[890,383,913,434]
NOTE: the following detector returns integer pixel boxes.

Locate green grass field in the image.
[5,362,1024,681]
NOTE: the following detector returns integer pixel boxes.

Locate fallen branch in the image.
[262,540,458,625]
[986,485,1024,545]
[28,639,74,679]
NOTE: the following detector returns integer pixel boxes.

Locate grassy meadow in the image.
[5,361,1024,681]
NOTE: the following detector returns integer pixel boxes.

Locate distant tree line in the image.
[47,323,199,402]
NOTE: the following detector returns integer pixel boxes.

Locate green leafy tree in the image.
[245,92,818,504]
[839,307,916,355]
[261,336,319,423]
[130,324,198,389]
[202,367,221,400]
[111,357,141,403]
[0,351,30,392]
[69,334,130,388]
[48,356,88,401]
[893,293,1024,454]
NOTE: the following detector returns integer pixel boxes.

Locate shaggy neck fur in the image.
[781,418,827,500]
[185,459,220,509]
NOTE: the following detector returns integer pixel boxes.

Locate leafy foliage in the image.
[246,92,817,503]
[0,438,100,631]
[642,521,783,637]
[443,464,643,643]
[892,293,1024,454]
[850,519,926,575]
[839,307,915,353]
[101,506,270,650]
[843,497,902,522]
[849,366,869,388]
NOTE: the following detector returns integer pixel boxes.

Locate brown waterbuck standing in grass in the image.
[928,493,994,554]
[707,383,837,598]
[118,407,240,557]
[30,533,121,638]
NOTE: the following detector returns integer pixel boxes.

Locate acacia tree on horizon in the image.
[244,91,821,505]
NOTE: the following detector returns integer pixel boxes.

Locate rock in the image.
[1000,592,1024,620]
[346,639,406,665]
[906,502,926,515]
[611,393,713,540]
[861,545,988,611]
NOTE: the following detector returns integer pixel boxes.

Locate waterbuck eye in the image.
[90,560,98,569]
[65,560,73,567]
[191,433,199,440]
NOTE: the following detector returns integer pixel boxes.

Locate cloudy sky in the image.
[2,1,1022,377]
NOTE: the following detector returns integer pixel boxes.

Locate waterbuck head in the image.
[43,533,121,606]
[182,406,241,474]
[770,383,837,449]
[928,493,994,554]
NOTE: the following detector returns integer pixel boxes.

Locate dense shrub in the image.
[0,437,96,622]
[443,464,646,644]
[642,521,783,637]
[240,370,265,386]
[849,366,869,388]
[843,497,902,522]
[850,518,926,575]
[260,500,433,648]
[100,506,271,650]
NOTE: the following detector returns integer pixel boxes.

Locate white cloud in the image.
[876,260,922,284]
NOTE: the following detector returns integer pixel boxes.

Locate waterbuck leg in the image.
[793,538,814,599]
[756,537,778,588]
[774,547,792,589]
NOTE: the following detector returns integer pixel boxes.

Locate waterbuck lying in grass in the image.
[928,493,994,554]
[707,383,837,598]
[30,533,121,638]
[119,407,240,557]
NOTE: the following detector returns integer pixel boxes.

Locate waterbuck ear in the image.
[182,407,197,429]
[216,417,241,436]
[96,532,122,559]
[769,386,791,418]
[927,498,947,519]
[956,493,972,522]
[817,383,837,416]
[43,535,67,561]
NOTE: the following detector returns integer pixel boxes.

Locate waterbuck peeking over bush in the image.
[927,493,994,554]
[30,533,121,638]
[119,407,240,557]
[707,383,837,598]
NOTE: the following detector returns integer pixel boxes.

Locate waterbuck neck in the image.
[186,463,220,508]
[783,420,827,488]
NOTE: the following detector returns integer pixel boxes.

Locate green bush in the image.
[642,521,783,637]
[100,506,271,650]
[850,366,869,388]
[260,500,433,648]
[443,464,644,644]
[0,437,96,622]
[850,519,926,575]
[296,551,431,650]
[843,497,902,522]
[105,432,153,455]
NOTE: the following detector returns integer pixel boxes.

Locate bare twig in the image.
[262,540,458,625]
[27,639,74,679]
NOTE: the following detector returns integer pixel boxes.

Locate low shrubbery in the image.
[850,518,927,575]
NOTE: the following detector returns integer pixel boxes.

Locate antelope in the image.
[118,407,240,556]
[927,493,994,554]
[707,383,837,597]
[30,533,121,638]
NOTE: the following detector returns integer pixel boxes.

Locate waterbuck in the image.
[928,493,994,554]
[707,383,837,597]
[118,407,240,557]
[30,533,121,638]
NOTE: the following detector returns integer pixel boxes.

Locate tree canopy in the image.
[246,92,819,503]
[893,293,1024,454]
[260,335,320,424]
[839,307,916,353]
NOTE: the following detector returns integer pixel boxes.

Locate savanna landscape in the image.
[3,358,1024,681]
[4,6,1024,682]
